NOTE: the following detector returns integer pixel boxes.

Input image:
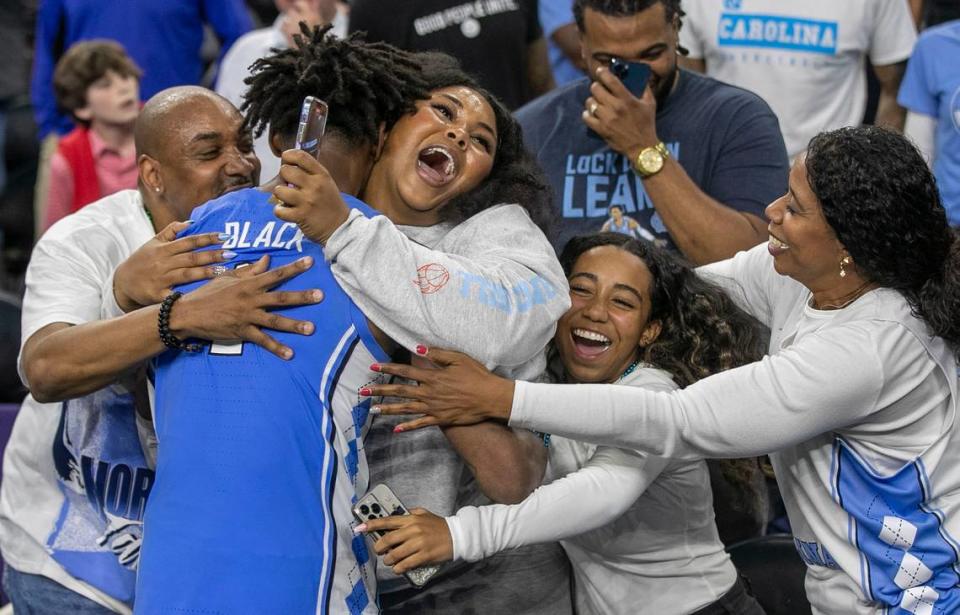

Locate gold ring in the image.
[589,102,599,116]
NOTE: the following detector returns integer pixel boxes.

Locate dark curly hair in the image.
[805,126,960,351]
[557,232,766,387]
[410,52,553,233]
[573,0,688,55]
[555,232,768,506]
[242,24,430,146]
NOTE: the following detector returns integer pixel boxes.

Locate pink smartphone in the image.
[294,96,328,160]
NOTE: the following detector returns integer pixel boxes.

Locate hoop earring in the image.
[839,256,852,278]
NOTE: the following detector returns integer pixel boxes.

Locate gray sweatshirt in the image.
[323,203,571,379]
[326,203,573,611]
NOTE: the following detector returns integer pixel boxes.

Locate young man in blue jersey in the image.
[134,28,433,615]
[137,25,570,614]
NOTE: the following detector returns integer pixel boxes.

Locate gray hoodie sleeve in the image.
[324,204,570,371]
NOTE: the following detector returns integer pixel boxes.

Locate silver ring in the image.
[210,264,228,277]
[589,101,599,116]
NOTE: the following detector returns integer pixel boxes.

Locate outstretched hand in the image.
[361,346,516,432]
[358,508,454,574]
[113,221,232,313]
[272,149,350,245]
[172,254,323,359]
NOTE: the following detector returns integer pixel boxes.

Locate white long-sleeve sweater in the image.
[509,244,960,615]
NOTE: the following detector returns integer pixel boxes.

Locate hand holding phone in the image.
[609,58,652,98]
[270,96,329,206]
[353,484,443,587]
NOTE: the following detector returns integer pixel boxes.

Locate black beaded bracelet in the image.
[158,291,203,353]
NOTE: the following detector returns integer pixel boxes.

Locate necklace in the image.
[617,359,642,382]
[811,280,875,311]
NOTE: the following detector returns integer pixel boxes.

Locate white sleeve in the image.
[678,0,705,59]
[868,0,916,66]
[904,111,936,166]
[99,268,126,320]
[214,42,250,109]
[20,237,111,361]
[696,244,783,326]
[510,324,885,459]
[446,445,668,561]
[324,206,570,368]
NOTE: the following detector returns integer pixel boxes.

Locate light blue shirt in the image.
[898,20,960,225]
[539,0,584,86]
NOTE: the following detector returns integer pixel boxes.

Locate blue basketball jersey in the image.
[137,189,387,615]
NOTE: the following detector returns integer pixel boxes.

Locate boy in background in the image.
[45,41,140,230]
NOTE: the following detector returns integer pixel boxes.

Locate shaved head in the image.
[136,86,259,225]
[136,86,239,161]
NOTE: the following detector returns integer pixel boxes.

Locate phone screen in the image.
[609,58,651,98]
[294,96,328,160]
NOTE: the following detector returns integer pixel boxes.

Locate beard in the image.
[651,65,678,109]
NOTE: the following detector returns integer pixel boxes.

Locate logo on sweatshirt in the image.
[415,263,450,294]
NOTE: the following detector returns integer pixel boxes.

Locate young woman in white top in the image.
[360,126,960,615]
[357,232,767,614]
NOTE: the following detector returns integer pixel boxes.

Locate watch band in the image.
[634,142,670,178]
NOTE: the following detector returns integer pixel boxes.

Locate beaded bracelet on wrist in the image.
[158,291,203,353]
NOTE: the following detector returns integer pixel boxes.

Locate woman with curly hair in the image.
[354,232,767,614]
[361,126,960,614]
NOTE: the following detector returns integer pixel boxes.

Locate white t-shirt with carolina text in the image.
[681,0,916,158]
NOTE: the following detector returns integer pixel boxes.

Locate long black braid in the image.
[241,24,431,145]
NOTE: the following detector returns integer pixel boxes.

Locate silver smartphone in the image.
[352,484,441,588]
[294,96,328,160]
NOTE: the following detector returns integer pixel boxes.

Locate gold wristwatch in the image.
[633,142,670,178]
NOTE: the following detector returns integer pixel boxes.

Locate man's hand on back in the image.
[113,221,232,313]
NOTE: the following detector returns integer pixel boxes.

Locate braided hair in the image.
[241,24,431,146]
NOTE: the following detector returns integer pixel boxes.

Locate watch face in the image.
[639,148,664,174]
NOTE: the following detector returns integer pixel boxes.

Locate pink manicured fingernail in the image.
[370,363,381,372]
[393,425,404,434]
[353,524,367,534]
[370,405,381,415]
[359,387,372,396]
[415,345,427,355]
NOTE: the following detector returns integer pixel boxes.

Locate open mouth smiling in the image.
[416,145,458,187]
[571,327,612,358]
